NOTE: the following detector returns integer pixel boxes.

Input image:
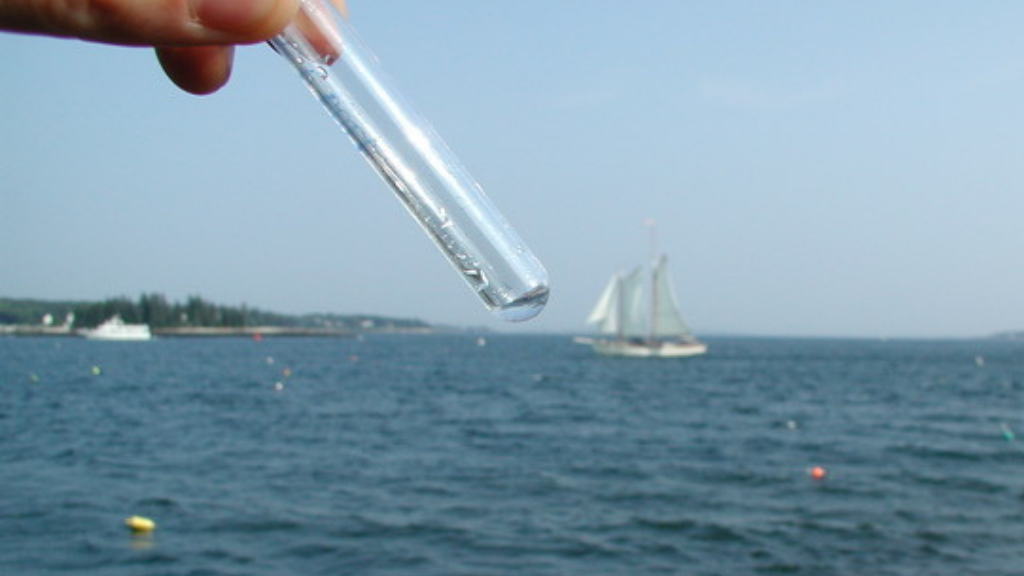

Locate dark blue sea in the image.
[2,334,1023,575]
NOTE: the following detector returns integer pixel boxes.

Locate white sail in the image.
[578,235,706,358]
[650,256,693,338]
[586,273,621,335]
[620,267,647,338]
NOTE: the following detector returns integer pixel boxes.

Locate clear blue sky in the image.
[3,1,1024,337]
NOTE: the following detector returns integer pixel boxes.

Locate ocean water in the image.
[1,334,1022,575]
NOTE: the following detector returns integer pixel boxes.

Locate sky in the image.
[3,1,1024,338]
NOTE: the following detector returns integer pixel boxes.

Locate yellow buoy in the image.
[125,515,156,533]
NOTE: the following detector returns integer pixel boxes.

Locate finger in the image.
[156,45,234,95]
[0,0,300,46]
[289,0,348,64]
[159,0,345,94]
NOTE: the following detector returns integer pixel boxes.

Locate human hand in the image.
[0,0,347,95]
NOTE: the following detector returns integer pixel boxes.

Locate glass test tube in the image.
[269,0,549,322]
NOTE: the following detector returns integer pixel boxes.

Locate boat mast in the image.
[645,219,658,345]
[615,273,626,343]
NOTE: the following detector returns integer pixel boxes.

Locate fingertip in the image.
[156,45,234,95]
[191,0,302,41]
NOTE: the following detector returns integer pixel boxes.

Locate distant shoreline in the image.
[0,295,435,337]
[0,325,436,338]
[155,326,356,338]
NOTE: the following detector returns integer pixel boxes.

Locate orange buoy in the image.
[810,466,827,480]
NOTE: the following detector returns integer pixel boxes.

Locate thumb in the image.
[0,0,300,46]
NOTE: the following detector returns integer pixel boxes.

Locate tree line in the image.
[0,295,429,331]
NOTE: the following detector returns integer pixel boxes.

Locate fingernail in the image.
[189,0,280,34]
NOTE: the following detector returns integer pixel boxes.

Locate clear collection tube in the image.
[269,0,549,321]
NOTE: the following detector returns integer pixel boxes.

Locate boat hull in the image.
[79,316,152,341]
[82,327,151,341]
[587,338,707,358]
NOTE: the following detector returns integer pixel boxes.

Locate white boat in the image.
[80,315,152,341]
[580,255,706,358]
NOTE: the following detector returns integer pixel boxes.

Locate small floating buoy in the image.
[1001,423,1015,442]
[124,515,156,533]
[29,373,40,383]
[274,382,284,392]
[809,466,827,481]
[281,367,293,378]
[91,366,102,376]
[785,420,799,431]
[975,355,985,367]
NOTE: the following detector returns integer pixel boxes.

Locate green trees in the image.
[139,293,173,328]
[0,295,430,331]
[0,294,258,328]
[71,294,263,328]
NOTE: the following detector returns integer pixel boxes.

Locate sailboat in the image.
[579,255,707,358]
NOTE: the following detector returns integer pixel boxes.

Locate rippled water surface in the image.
[2,335,1023,575]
